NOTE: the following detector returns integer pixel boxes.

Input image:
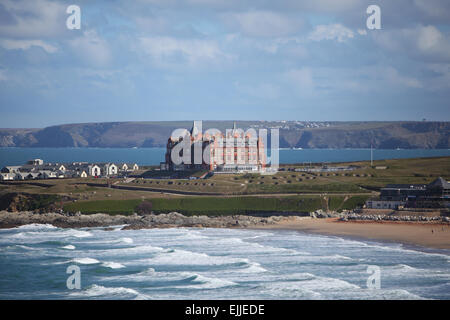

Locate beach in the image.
[1,210,449,249]
[254,217,450,250]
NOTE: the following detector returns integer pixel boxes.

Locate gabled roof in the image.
[428,177,450,190]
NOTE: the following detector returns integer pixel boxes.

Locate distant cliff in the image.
[0,121,448,149]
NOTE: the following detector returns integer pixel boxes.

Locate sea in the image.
[0,224,449,300]
[0,147,450,168]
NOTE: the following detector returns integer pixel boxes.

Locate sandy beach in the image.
[254,217,450,250]
[1,210,449,250]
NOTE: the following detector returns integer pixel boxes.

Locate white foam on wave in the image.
[381,264,450,280]
[261,273,360,299]
[145,249,248,266]
[238,262,267,274]
[107,244,165,256]
[70,284,149,300]
[13,223,57,230]
[66,230,93,238]
[61,245,75,250]
[184,274,237,289]
[101,261,126,269]
[10,229,92,240]
[176,231,209,240]
[120,237,133,244]
[71,257,100,265]
[293,254,356,264]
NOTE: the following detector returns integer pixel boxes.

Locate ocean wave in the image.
[69,284,149,300]
[381,264,450,280]
[144,249,249,266]
[183,274,237,289]
[71,257,100,265]
[119,237,133,244]
[105,244,166,256]
[101,261,126,269]
[176,230,209,240]
[13,223,57,230]
[61,245,76,250]
[238,262,268,274]
[289,254,357,265]
[10,229,92,240]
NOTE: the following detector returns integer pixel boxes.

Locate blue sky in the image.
[0,0,450,128]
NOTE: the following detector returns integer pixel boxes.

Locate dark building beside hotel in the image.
[366,177,450,209]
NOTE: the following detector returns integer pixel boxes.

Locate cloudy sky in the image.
[0,0,449,128]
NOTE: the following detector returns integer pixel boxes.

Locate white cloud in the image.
[137,36,230,67]
[308,24,354,42]
[67,30,112,67]
[383,67,422,88]
[0,0,67,39]
[374,25,450,63]
[0,39,57,53]
[227,11,302,37]
[357,29,367,36]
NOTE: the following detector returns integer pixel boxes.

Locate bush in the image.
[136,201,153,215]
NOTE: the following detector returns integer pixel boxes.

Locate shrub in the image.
[136,201,153,215]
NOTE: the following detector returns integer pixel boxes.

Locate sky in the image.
[0,0,450,128]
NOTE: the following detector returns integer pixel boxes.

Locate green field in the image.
[63,195,370,216]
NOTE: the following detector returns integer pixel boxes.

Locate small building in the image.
[26,159,44,166]
[118,163,139,172]
[367,177,450,209]
[365,199,405,210]
[0,173,14,181]
[1,166,22,174]
[38,170,58,179]
[103,163,118,176]
[88,165,101,177]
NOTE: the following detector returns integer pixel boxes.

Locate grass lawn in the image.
[63,194,371,216]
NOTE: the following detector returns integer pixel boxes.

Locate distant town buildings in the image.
[0,159,139,181]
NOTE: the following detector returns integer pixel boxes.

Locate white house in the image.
[1,166,22,173]
[103,163,118,176]
[0,173,14,181]
[39,170,58,179]
[56,164,66,172]
[27,159,44,165]
[28,172,40,180]
[118,163,139,172]
[14,172,38,180]
[119,163,129,171]
[88,164,101,177]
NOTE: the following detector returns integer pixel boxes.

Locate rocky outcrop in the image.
[338,213,449,223]
[0,211,291,230]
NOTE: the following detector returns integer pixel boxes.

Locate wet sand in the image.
[254,217,450,249]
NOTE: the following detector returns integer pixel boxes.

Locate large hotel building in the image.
[161,121,267,173]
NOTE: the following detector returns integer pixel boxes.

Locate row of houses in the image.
[0,159,139,181]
